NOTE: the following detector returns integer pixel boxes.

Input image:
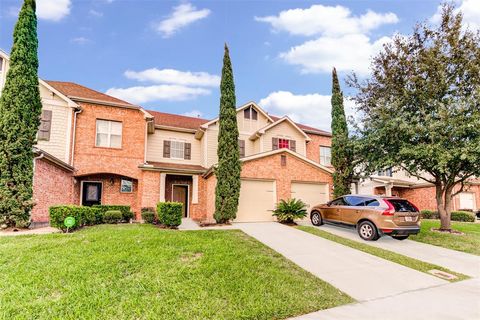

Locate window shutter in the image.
[38,110,52,141]
[238,140,245,158]
[272,137,279,150]
[163,140,171,158]
[184,143,191,160]
[289,140,296,152]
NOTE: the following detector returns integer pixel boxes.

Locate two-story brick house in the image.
[1,50,336,226]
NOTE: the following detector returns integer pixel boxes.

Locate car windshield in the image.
[387,199,417,212]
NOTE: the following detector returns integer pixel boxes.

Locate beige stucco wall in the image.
[146,128,202,165]
[262,121,307,156]
[35,83,73,164]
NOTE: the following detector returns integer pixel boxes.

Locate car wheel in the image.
[311,211,323,226]
[357,221,379,241]
[392,235,409,240]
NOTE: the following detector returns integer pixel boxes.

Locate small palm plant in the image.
[272,198,307,224]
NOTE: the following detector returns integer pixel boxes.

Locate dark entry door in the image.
[172,185,188,217]
[82,182,102,206]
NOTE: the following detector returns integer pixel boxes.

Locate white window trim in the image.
[120,179,133,193]
[96,119,122,149]
[320,146,332,166]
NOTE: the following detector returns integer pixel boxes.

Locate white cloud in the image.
[37,0,71,22]
[257,4,398,75]
[259,91,356,131]
[256,4,398,37]
[182,110,204,118]
[155,3,210,38]
[89,9,103,18]
[105,85,211,104]
[280,34,392,75]
[124,68,220,87]
[432,0,480,31]
[70,37,91,45]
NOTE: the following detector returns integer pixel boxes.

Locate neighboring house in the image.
[0,50,336,226]
[356,167,480,212]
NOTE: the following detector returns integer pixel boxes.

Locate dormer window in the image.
[243,106,258,120]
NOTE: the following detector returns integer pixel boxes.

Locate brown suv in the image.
[310,195,420,241]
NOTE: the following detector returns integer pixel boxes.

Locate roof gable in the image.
[201,101,274,128]
[251,116,311,141]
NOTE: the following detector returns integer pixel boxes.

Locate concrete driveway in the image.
[309,223,480,278]
[237,222,446,301]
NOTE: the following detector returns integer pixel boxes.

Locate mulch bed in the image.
[431,228,465,235]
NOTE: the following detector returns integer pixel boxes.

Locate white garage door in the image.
[235,179,276,222]
[290,182,329,216]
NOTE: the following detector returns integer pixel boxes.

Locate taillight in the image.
[382,200,395,216]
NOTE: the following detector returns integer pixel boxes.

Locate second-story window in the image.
[96,119,122,148]
[243,106,258,120]
[320,146,331,166]
[278,139,290,149]
[170,140,185,159]
[163,140,191,160]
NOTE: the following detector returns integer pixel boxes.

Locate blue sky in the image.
[1,0,479,130]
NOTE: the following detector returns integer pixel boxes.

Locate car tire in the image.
[392,235,409,240]
[357,221,379,241]
[311,211,323,226]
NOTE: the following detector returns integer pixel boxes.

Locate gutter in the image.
[70,107,83,166]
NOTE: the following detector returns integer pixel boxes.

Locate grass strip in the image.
[297,225,469,282]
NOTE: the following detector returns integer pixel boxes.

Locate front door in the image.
[172,185,188,217]
[82,182,102,206]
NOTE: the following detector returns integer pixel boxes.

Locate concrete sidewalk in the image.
[293,277,480,320]
[237,222,446,301]
[304,222,480,278]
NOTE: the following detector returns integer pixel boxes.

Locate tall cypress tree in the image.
[0,0,42,228]
[331,67,353,198]
[214,44,241,223]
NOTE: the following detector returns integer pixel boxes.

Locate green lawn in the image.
[0,224,352,320]
[297,226,468,282]
[410,219,480,256]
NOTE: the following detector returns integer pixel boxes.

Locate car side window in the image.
[345,196,366,206]
[331,197,347,206]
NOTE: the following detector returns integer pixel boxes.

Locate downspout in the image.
[70,108,82,166]
[32,152,45,193]
[144,120,148,163]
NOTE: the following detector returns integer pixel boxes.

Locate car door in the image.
[324,197,347,222]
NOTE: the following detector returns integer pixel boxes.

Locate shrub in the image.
[157,202,183,228]
[272,198,307,224]
[451,211,475,222]
[420,210,439,219]
[420,209,475,222]
[93,205,132,222]
[141,210,156,224]
[103,210,123,224]
[49,206,101,231]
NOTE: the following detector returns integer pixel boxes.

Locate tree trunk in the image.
[435,183,453,231]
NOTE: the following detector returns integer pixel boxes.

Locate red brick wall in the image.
[77,175,139,213]
[32,158,74,223]
[398,184,480,212]
[138,170,161,216]
[73,103,146,179]
[241,152,333,202]
[306,134,332,166]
